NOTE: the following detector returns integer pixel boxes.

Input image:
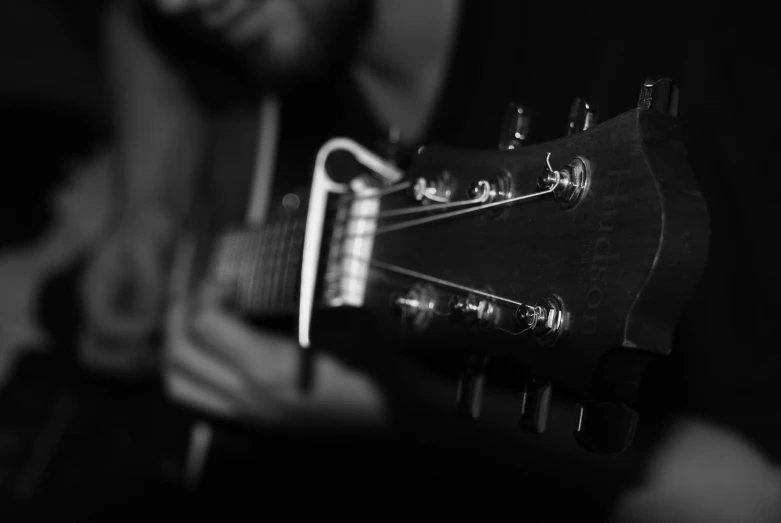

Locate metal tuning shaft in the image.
[456,351,489,420]
[637,77,680,117]
[391,283,438,331]
[567,97,599,135]
[411,170,454,203]
[465,169,514,210]
[498,102,531,150]
[518,377,553,433]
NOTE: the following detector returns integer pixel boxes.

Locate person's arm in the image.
[80,0,208,374]
[104,0,206,231]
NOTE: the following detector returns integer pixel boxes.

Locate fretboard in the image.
[209,218,305,316]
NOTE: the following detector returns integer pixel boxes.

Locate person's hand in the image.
[613,418,781,523]
[79,207,175,375]
[164,279,387,428]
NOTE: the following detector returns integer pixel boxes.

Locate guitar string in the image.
[219,152,558,236]
[216,231,533,336]
[212,160,559,309]
[325,253,527,308]
[326,172,520,220]
[222,243,534,336]
[327,151,560,215]
[319,253,534,336]
[325,159,561,236]
[319,179,551,234]
[226,162,552,245]
[213,185,552,310]
[343,182,557,239]
[340,192,490,220]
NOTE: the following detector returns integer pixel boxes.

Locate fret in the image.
[322,199,349,305]
[212,228,248,301]
[236,229,254,311]
[287,223,304,309]
[270,218,288,309]
[281,219,298,310]
[208,219,306,317]
[262,220,279,310]
[249,227,266,312]
[257,222,270,311]
[282,220,293,308]
[211,232,236,284]
[252,229,265,311]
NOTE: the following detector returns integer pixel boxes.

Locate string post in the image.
[537,153,590,210]
[515,295,566,345]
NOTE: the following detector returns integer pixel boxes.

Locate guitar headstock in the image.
[303,78,708,453]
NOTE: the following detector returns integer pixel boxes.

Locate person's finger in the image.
[189,287,386,412]
[167,296,290,412]
[165,335,290,423]
[189,297,300,385]
[165,370,242,418]
[297,353,387,423]
[193,278,235,310]
[167,298,245,396]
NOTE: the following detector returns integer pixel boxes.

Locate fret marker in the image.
[282,193,300,210]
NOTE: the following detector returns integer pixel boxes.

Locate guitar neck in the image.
[209,218,305,317]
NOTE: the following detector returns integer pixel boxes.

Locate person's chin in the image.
[235,40,335,89]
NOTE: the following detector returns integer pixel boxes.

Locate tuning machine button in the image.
[638,77,680,117]
[518,377,553,433]
[391,283,438,330]
[455,351,489,419]
[567,97,599,135]
[498,102,532,150]
[537,157,589,209]
[516,295,566,345]
[574,401,638,455]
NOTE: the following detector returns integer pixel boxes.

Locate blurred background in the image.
[1,1,779,521]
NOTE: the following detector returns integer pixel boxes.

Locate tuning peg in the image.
[455,351,489,419]
[637,77,679,117]
[518,377,553,433]
[573,401,638,454]
[498,102,531,150]
[567,97,599,135]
